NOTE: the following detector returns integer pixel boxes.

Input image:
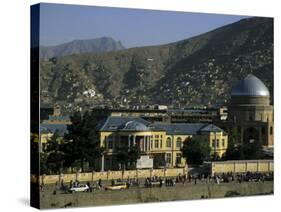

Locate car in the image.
[105,183,128,190]
[69,184,89,193]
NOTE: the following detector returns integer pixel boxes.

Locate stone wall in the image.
[40,167,187,185]
[211,160,273,175]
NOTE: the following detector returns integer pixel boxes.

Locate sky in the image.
[39,3,249,48]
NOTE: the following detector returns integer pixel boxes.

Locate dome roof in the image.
[231,74,270,97]
[122,120,149,131]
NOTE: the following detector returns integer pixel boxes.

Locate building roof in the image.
[48,115,70,121]
[198,124,223,132]
[40,123,69,136]
[97,116,224,134]
[97,116,154,132]
[231,74,270,97]
[152,123,205,135]
[122,120,149,131]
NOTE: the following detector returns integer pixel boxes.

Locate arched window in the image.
[166,137,172,148]
[176,137,182,148]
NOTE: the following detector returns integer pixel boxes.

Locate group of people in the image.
[236,172,273,183]
[212,171,274,184]
[144,176,164,187]
[112,177,140,187]
[45,171,273,195]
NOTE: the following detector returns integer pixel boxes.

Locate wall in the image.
[211,160,273,175]
[40,167,187,185]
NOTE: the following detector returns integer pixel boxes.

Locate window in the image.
[107,135,113,149]
[216,139,219,148]
[155,140,159,148]
[176,153,181,164]
[176,137,182,148]
[154,135,159,148]
[166,153,171,165]
[212,139,215,147]
[222,139,225,147]
[270,127,273,135]
[166,137,172,148]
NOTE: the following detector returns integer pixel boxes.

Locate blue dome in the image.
[122,121,149,131]
[231,74,270,97]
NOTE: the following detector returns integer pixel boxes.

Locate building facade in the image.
[228,74,274,148]
[96,116,228,170]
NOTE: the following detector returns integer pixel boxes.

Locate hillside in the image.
[39,17,273,112]
[40,37,125,59]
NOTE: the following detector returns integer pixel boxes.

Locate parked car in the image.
[105,183,128,190]
[69,184,89,193]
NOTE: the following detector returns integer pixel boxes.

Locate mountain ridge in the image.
[40,17,273,112]
[40,36,125,59]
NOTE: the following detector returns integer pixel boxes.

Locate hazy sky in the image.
[39,3,249,48]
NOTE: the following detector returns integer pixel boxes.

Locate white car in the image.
[69,184,89,193]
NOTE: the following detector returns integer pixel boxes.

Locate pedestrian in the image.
[87,181,91,192]
[98,178,102,189]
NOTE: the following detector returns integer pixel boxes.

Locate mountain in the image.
[40,37,125,59]
[40,17,273,112]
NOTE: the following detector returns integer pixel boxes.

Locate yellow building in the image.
[39,124,68,152]
[97,116,228,170]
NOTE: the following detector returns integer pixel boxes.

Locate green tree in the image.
[39,153,48,175]
[116,145,141,170]
[45,131,64,174]
[181,137,211,165]
[224,128,243,160]
[224,127,264,160]
[63,110,104,172]
[128,145,141,169]
[242,139,263,159]
[116,146,129,170]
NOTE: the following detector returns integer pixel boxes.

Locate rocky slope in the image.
[39,17,273,112]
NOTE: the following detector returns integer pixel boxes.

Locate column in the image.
[133,135,136,146]
[146,135,149,152]
[148,136,150,152]
[144,136,147,152]
[101,154,105,172]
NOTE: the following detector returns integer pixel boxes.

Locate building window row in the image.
[212,139,225,148]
